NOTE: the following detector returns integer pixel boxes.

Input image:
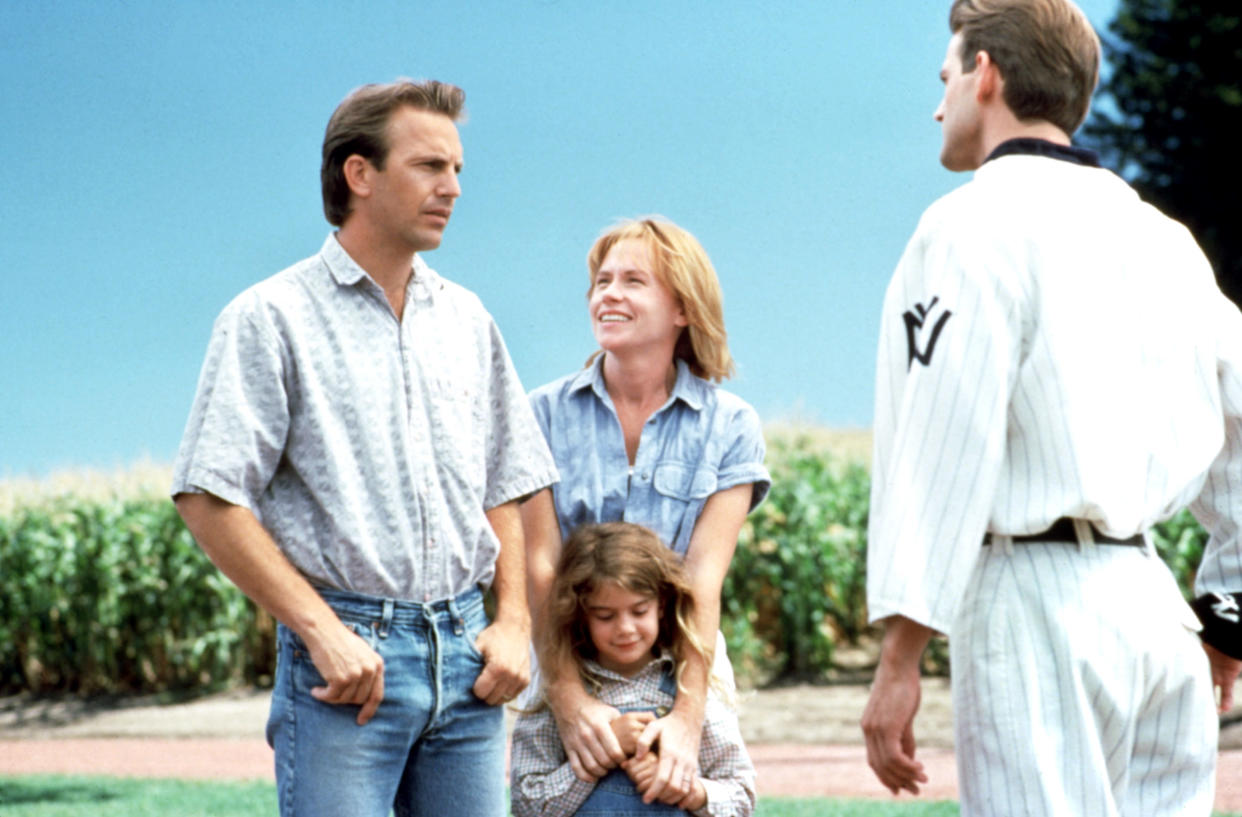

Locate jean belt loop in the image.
[447,593,464,635]
[378,598,395,639]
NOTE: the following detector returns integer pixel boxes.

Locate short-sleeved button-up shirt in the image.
[528,357,770,555]
[171,235,558,602]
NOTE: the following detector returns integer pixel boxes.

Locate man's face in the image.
[934,33,984,172]
[363,106,463,253]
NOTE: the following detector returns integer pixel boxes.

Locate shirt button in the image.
[641,473,650,480]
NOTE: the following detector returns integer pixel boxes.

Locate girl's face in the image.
[588,239,687,357]
[585,581,660,678]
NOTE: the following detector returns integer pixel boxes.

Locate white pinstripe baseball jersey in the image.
[867,149,1242,636]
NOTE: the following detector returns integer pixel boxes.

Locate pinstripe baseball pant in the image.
[951,541,1217,816]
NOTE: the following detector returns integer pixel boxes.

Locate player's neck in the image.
[978,110,1072,163]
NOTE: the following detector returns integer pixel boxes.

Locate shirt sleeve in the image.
[479,317,559,509]
[714,401,771,512]
[866,209,1024,634]
[692,698,757,817]
[169,293,289,517]
[509,708,597,817]
[1190,295,1242,597]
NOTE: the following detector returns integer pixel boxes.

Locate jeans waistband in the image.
[314,585,485,626]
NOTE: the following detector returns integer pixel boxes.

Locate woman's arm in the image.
[521,488,627,780]
[636,482,752,804]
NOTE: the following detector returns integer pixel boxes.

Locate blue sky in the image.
[1,0,1120,478]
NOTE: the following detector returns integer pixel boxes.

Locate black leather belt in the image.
[985,517,1144,547]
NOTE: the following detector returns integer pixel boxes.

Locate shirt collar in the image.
[583,651,674,683]
[319,233,441,303]
[983,137,1100,168]
[569,356,708,412]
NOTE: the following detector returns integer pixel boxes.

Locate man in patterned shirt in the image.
[172,79,558,817]
[861,2,1242,815]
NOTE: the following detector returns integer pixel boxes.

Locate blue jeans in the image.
[265,586,504,817]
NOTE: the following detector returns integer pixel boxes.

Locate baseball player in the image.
[860,1,1242,815]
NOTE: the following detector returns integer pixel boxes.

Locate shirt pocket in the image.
[652,462,718,500]
[650,462,718,550]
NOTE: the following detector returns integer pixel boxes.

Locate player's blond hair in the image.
[585,217,735,382]
[949,0,1100,135]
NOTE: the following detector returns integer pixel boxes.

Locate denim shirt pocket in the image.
[650,462,718,550]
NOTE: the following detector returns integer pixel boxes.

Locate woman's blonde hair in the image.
[586,217,735,382]
[539,522,712,697]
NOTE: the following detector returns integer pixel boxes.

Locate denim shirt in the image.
[528,357,770,555]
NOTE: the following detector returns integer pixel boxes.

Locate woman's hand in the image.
[634,707,702,804]
[550,686,626,781]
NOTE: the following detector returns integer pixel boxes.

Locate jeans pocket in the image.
[458,602,491,661]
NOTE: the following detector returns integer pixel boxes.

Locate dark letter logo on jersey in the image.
[903,297,953,370]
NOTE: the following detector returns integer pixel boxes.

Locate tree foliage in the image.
[1082,1,1242,304]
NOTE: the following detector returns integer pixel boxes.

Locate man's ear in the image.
[342,154,372,199]
[974,50,1002,103]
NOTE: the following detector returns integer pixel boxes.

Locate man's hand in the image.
[551,689,626,781]
[610,711,656,756]
[471,615,531,706]
[624,752,707,812]
[860,616,934,796]
[1205,642,1242,714]
[305,619,386,726]
[634,707,701,804]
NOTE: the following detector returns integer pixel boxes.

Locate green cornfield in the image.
[0,429,1208,695]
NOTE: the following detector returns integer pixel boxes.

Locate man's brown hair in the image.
[950,0,1099,135]
[320,79,465,227]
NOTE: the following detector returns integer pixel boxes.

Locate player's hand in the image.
[635,708,701,804]
[552,690,626,781]
[471,615,530,706]
[610,711,656,756]
[861,658,928,795]
[1204,642,1242,714]
[305,619,385,726]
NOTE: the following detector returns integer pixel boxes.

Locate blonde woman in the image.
[521,217,769,807]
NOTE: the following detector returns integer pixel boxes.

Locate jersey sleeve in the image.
[1189,296,1242,657]
[866,208,1024,634]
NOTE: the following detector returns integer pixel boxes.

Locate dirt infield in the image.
[1,680,1239,810]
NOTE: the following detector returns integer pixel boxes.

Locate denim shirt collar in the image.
[569,356,709,413]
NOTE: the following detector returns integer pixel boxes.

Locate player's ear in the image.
[974,50,1002,103]
[343,154,373,199]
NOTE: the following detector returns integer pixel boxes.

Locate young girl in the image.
[510,522,756,817]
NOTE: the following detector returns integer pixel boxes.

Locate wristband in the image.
[1191,592,1242,661]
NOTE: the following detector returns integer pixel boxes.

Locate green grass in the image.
[0,777,957,815]
[0,776,275,815]
[0,777,1236,816]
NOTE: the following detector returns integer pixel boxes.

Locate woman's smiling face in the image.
[588,238,687,356]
